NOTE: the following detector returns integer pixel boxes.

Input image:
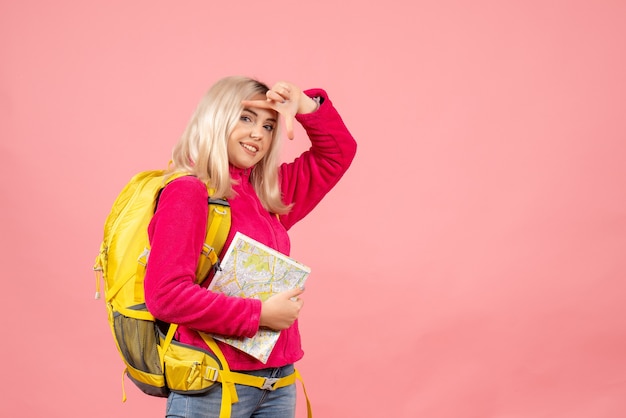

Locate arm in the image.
[243,83,357,230]
[279,88,357,229]
[144,177,262,337]
[144,176,303,333]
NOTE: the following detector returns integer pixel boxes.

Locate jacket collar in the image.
[229,164,252,181]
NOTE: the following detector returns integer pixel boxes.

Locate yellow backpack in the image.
[93,169,311,418]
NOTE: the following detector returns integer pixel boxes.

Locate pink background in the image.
[2,1,626,417]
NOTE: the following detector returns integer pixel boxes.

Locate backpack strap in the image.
[198,333,312,418]
[195,195,231,283]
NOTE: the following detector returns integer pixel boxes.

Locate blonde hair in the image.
[170,76,290,214]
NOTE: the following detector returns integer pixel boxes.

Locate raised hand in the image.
[241,81,318,139]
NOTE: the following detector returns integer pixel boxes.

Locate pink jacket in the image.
[144,89,357,370]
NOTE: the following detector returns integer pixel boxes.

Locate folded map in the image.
[208,232,310,363]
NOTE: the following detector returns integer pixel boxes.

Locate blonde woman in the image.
[145,76,357,417]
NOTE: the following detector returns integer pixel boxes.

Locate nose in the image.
[250,125,262,139]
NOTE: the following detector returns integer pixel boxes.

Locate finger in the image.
[285,116,295,140]
[271,82,292,97]
[285,287,304,298]
[241,99,275,109]
[266,90,288,103]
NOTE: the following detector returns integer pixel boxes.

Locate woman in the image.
[144,75,357,417]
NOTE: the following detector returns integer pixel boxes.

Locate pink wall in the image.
[2,1,626,417]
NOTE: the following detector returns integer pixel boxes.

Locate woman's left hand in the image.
[241,81,318,140]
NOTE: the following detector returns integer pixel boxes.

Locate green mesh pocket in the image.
[113,309,161,375]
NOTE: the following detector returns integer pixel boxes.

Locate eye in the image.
[263,124,275,132]
[240,115,252,123]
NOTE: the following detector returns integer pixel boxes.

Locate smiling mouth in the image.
[240,142,259,153]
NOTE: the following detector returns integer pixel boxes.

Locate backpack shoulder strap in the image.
[195,191,231,283]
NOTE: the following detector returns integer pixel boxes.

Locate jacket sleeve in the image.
[144,176,262,338]
[279,88,357,230]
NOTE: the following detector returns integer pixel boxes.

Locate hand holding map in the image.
[260,287,304,330]
[208,232,310,363]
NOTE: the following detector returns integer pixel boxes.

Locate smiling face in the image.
[227,95,278,169]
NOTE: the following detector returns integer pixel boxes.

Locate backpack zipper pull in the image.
[93,263,103,299]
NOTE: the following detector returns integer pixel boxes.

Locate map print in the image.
[208,232,310,363]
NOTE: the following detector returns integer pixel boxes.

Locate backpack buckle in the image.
[203,366,219,382]
[201,244,220,267]
[260,377,280,391]
[137,248,150,266]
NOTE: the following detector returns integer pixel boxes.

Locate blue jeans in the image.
[165,364,296,418]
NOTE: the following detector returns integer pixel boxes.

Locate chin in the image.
[232,161,254,170]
